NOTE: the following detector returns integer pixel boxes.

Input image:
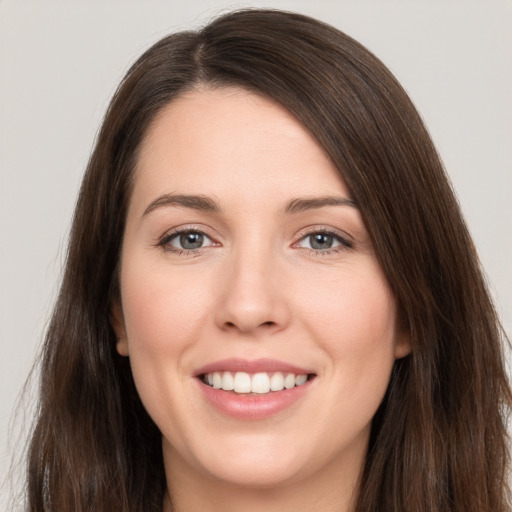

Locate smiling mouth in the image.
[200,371,316,395]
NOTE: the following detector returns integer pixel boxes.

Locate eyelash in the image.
[156,227,353,256]
[156,226,217,256]
[293,228,353,256]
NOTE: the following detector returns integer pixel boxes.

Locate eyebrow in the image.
[142,193,357,218]
[284,196,358,214]
[143,194,220,217]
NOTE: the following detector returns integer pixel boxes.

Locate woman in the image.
[26,9,511,512]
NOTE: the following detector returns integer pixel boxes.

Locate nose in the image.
[214,245,290,336]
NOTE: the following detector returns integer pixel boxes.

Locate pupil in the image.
[310,233,333,250]
[180,232,203,250]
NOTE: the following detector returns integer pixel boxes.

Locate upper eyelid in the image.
[293,225,354,243]
[156,225,220,250]
[167,230,214,243]
[160,224,217,239]
[155,224,354,248]
[291,227,355,254]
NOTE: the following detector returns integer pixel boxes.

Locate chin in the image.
[203,453,308,489]
[171,431,314,490]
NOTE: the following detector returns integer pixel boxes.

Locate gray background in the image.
[1,0,511,507]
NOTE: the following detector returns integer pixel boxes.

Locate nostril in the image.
[224,320,275,329]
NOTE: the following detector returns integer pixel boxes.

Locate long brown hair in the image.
[26,9,511,511]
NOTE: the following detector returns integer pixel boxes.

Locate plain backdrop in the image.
[1,0,511,507]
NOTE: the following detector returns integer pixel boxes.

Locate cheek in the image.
[304,262,396,337]
[295,265,398,453]
[118,260,216,435]
[120,260,212,357]
[298,262,398,394]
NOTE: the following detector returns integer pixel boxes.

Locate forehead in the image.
[132,86,349,209]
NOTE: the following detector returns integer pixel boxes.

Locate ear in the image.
[110,299,129,356]
[394,328,411,360]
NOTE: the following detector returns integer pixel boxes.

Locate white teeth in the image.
[233,372,252,393]
[270,372,284,391]
[295,374,307,386]
[251,373,270,393]
[203,371,309,394]
[221,371,234,390]
[284,373,295,389]
[212,372,222,389]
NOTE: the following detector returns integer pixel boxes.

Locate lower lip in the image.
[197,378,314,420]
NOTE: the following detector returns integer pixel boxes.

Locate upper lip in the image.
[194,358,315,376]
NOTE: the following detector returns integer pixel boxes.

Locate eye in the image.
[296,231,352,252]
[162,230,215,251]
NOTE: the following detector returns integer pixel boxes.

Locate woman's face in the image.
[113,87,409,490]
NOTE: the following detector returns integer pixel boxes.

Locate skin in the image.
[112,86,410,512]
